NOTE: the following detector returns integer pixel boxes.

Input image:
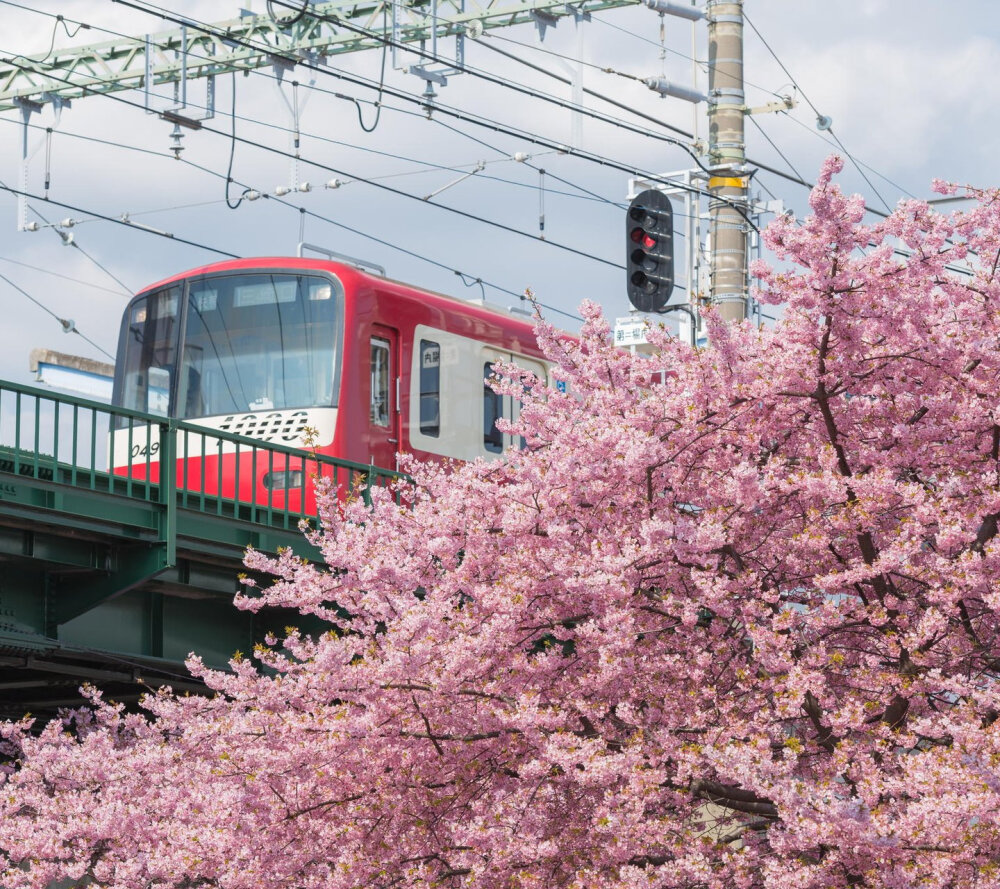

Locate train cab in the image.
[110,256,549,512]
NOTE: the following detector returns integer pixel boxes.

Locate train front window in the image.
[180,274,341,418]
[118,287,180,418]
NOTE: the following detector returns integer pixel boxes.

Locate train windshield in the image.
[116,273,342,420]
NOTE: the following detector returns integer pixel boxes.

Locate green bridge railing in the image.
[0,379,407,540]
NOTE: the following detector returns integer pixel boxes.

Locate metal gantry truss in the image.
[0,0,639,113]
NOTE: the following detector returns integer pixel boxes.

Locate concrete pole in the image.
[707,0,747,323]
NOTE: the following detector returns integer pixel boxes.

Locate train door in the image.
[369,325,400,470]
[482,348,546,454]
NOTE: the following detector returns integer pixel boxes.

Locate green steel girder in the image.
[0,525,106,569]
[0,0,639,113]
[48,542,171,627]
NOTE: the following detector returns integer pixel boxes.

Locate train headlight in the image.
[262,469,305,491]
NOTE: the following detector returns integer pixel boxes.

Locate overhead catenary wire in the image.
[0,108,596,318]
[0,254,130,296]
[0,174,135,294]
[2,0,692,185]
[585,12,795,104]
[746,114,807,190]
[2,6,89,64]
[3,0,758,229]
[0,54,640,264]
[0,146,585,323]
[111,0,710,165]
[0,113,613,213]
[0,270,114,359]
[0,181,242,259]
[7,0,893,226]
[743,10,893,213]
[778,110,918,201]
[1,4,744,298]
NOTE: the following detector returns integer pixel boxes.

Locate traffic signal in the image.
[626,188,674,313]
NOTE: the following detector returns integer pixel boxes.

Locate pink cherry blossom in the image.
[5,160,1000,888]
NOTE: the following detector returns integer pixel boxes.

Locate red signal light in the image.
[630,227,657,249]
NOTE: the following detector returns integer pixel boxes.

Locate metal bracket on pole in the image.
[744,95,795,116]
[271,58,317,191]
[396,0,468,96]
[145,26,217,121]
[15,95,69,233]
[530,8,559,40]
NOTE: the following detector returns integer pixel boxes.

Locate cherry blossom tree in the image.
[5,156,1000,888]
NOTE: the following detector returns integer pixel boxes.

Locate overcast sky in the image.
[0,0,997,388]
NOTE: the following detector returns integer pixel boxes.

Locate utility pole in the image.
[706,0,747,323]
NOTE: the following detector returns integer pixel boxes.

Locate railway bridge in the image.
[0,378,400,721]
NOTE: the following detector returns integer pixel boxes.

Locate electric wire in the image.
[0,174,134,294]
[746,114,806,189]
[1,32,646,229]
[586,12,788,103]
[2,2,757,227]
[2,8,89,63]
[743,10,893,212]
[0,112,608,211]
[5,0,700,168]
[6,0,877,225]
[266,0,309,27]
[2,133,585,322]
[225,72,242,210]
[0,270,114,359]
[5,3,740,282]
[0,182,242,259]
[356,4,388,133]
[0,54,634,267]
[779,111,918,200]
[268,195,583,320]
[0,255,129,296]
[108,0,716,175]
[0,112,592,318]
[282,0,713,165]
[472,33,700,148]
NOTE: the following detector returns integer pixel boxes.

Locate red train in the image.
[111,255,549,511]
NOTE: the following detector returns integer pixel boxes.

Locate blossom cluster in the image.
[4,158,1000,888]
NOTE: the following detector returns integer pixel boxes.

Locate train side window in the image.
[371,337,391,427]
[419,340,440,437]
[483,363,504,454]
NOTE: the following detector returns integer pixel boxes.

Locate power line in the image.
[0,270,114,359]
[0,54,634,267]
[7,0,891,230]
[114,0,705,160]
[488,22,790,106]
[3,1,757,227]
[0,182,242,258]
[0,112,610,213]
[105,0,745,198]
[0,120,585,323]
[778,111,917,201]
[0,254,129,296]
[0,175,135,294]
[0,108,595,319]
[3,0,699,186]
[743,10,893,213]
[746,114,806,188]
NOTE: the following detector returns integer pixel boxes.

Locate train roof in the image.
[136,256,541,329]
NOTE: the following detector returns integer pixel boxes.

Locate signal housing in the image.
[626,188,674,313]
